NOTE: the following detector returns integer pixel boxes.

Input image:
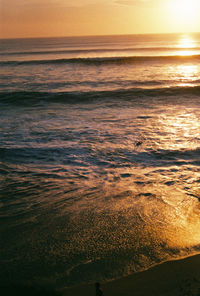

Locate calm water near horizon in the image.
[0,33,200,289]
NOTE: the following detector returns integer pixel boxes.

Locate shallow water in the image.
[0,33,200,289]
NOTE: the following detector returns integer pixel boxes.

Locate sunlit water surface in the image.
[0,33,200,289]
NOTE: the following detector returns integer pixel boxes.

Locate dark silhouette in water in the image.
[135,141,142,147]
[95,282,103,296]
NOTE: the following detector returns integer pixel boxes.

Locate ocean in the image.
[0,33,200,290]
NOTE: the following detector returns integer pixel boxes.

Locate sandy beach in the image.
[63,254,200,296]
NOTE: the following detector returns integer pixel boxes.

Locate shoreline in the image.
[62,253,200,296]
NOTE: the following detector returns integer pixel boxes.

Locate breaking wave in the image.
[0,85,200,105]
[1,54,200,66]
[1,46,200,56]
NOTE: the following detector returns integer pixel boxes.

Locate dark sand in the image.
[62,254,200,296]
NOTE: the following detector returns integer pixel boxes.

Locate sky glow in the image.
[0,0,200,38]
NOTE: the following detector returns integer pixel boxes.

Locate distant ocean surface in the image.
[0,33,200,289]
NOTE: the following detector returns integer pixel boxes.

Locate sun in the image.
[167,0,199,29]
[172,0,197,17]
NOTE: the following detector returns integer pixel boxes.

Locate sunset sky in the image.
[1,0,200,38]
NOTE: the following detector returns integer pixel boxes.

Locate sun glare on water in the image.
[177,36,197,56]
[178,36,196,49]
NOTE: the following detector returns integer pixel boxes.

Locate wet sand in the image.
[62,254,200,296]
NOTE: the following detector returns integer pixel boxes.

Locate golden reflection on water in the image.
[176,36,197,56]
[176,65,198,84]
[179,36,196,48]
[157,109,200,150]
[178,50,196,56]
[116,107,200,248]
[155,109,200,248]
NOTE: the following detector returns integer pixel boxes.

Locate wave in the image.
[1,46,200,56]
[1,54,200,66]
[0,85,200,105]
[1,146,200,168]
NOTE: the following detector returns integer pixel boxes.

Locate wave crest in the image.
[0,85,200,105]
[1,54,200,66]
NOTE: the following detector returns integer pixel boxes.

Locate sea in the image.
[0,33,200,290]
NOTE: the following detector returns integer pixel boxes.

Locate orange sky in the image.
[0,0,200,38]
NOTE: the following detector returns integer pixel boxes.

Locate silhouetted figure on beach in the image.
[95,282,103,296]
